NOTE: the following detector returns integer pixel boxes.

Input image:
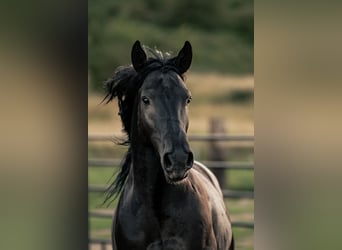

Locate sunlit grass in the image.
[89,217,112,239]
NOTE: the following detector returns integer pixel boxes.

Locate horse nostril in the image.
[163,153,172,170]
[186,152,194,170]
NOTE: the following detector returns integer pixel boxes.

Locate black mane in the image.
[103,48,184,204]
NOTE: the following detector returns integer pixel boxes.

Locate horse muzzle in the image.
[162,150,194,184]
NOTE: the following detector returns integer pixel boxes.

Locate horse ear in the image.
[175,41,192,74]
[131,40,147,71]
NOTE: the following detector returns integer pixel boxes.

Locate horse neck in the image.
[129,141,164,202]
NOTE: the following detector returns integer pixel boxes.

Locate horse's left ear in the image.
[175,41,192,74]
[131,40,147,71]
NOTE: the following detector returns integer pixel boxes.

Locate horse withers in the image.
[104,41,234,250]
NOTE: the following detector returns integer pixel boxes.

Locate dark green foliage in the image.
[229,89,254,103]
[89,0,254,90]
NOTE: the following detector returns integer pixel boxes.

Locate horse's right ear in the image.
[131,40,147,71]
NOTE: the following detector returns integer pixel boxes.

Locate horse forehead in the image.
[143,71,186,93]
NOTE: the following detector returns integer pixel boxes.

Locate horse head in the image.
[132,41,194,184]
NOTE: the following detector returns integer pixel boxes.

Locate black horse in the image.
[104,41,234,250]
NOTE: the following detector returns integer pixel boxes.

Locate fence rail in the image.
[89,133,254,249]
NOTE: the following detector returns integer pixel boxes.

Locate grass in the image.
[233,228,254,250]
[89,168,117,185]
[89,218,112,240]
[228,170,254,191]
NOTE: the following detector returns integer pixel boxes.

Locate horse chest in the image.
[115,193,211,249]
[115,202,158,243]
[155,205,214,250]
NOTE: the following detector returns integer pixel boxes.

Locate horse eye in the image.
[142,96,150,105]
[186,96,192,104]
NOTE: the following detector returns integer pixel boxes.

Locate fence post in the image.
[209,118,228,189]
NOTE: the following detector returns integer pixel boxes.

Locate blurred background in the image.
[88,0,254,249]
